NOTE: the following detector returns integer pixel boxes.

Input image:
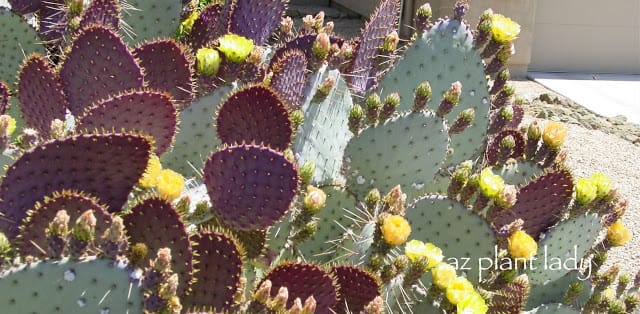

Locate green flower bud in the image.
[196,48,221,76]
[299,160,315,186]
[348,103,364,134]
[47,210,70,237]
[283,149,295,162]
[381,31,400,52]
[365,93,382,124]
[72,210,96,242]
[311,32,331,59]
[527,120,543,140]
[0,232,10,255]
[478,168,505,199]
[575,177,598,205]
[500,135,516,149]
[290,109,305,130]
[129,242,149,268]
[217,34,254,63]
[303,186,326,214]
[500,105,514,121]
[416,3,432,19]
[365,188,381,209]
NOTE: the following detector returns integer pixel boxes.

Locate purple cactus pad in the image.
[123,198,193,296]
[216,85,292,151]
[133,39,195,109]
[78,0,120,31]
[332,265,381,313]
[268,49,308,110]
[37,0,67,43]
[8,0,43,14]
[228,0,287,45]
[203,144,299,231]
[0,81,8,115]
[181,231,243,310]
[272,34,345,70]
[0,133,151,239]
[189,3,224,49]
[75,90,178,155]
[60,25,144,115]
[486,129,526,165]
[17,54,68,137]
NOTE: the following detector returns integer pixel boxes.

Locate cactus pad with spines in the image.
[60,25,144,115]
[293,69,353,185]
[133,39,195,109]
[189,3,225,49]
[332,265,381,313]
[525,214,601,285]
[181,231,243,311]
[37,0,67,42]
[269,49,308,110]
[0,8,46,84]
[18,191,112,259]
[0,258,143,313]
[342,111,449,201]
[490,104,524,132]
[7,0,42,14]
[376,18,491,167]
[258,262,338,314]
[79,0,120,31]
[405,195,497,284]
[488,274,531,314]
[161,85,232,176]
[123,198,193,295]
[486,129,526,165]
[228,0,287,45]
[347,0,400,93]
[0,133,151,238]
[496,160,545,187]
[273,35,345,68]
[488,169,574,239]
[526,271,592,310]
[527,304,581,314]
[17,54,67,138]
[203,144,299,231]
[216,85,292,151]
[120,0,182,45]
[75,90,178,155]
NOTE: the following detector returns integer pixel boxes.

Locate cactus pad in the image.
[203,144,299,231]
[258,263,338,314]
[120,0,182,45]
[0,258,143,313]
[0,8,46,84]
[525,214,601,285]
[293,69,353,185]
[8,0,42,14]
[495,160,545,187]
[488,275,530,314]
[376,18,491,167]
[18,191,113,259]
[216,85,292,151]
[16,54,67,138]
[486,129,526,165]
[161,85,232,176]
[133,39,195,109]
[347,0,400,93]
[527,304,581,314]
[37,0,67,43]
[189,3,225,49]
[526,271,592,310]
[60,25,144,115]
[488,169,574,239]
[405,195,497,284]
[343,111,449,201]
[0,133,151,238]
[79,0,120,31]
[269,49,308,110]
[75,90,178,155]
[490,104,524,132]
[228,0,287,45]
[332,265,380,313]
[181,231,243,311]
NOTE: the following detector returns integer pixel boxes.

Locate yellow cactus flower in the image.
[404,240,443,268]
[432,262,458,289]
[542,121,567,150]
[156,169,185,201]
[217,34,255,63]
[446,276,475,305]
[575,177,598,205]
[380,214,411,246]
[139,155,162,188]
[478,168,505,199]
[489,14,521,44]
[508,230,538,260]
[590,173,611,199]
[607,220,632,247]
[457,291,488,314]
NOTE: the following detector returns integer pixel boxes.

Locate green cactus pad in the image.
[161,85,232,176]
[79,0,120,31]
[189,3,225,49]
[495,160,545,187]
[293,69,353,185]
[120,0,181,45]
[0,258,143,313]
[228,0,287,45]
[526,271,592,310]
[18,191,113,259]
[182,231,243,311]
[486,129,526,165]
[332,265,381,313]
[343,111,448,201]
[123,198,193,296]
[525,214,601,285]
[75,90,178,155]
[526,304,581,314]
[0,133,151,239]
[216,85,292,151]
[203,144,299,231]
[376,18,490,167]
[258,262,338,314]
[60,25,144,115]
[488,169,574,239]
[133,39,195,109]
[269,49,308,110]
[16,54,68,138]
[295,185,357,263]
[405,195,497,284]
[0,8,45,85]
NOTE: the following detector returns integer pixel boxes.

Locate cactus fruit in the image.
[268,49,308,110]
[216,85,293,151]
[203,144,299,231]
[228,0,288,45]
[0,8,46,84]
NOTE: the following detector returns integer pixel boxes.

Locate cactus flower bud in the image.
[495,184,518,209]
[527,120,543,140]
[413,81,432,112]
[72,210,96,241]
[303,186,326,214]
[217,34,255,64]
[348,103,364,134]
[314,11,325,30]
[363,296,384,314]
[155,248,172,272]
[288,297,303,314]
[178,11,199,36]
[301,15,315,33]
[382,31,400,52]
[414,3,433,33]
[437,81,462,117]
[299,160,315,186]
[453,0,469,20]
[254,280,272,303]
[290,109,305,130]
[160,273,180,298]
[365,93,382,124]
[590,173,611,200]
[312,32,331,59]
[380,92,401,121]
[449,108,476,134]
[247,45,265,66]
[323,21,334,34]
[272,286,289,311]
[103,216,125,243]
[508,230,538,260]
[380,214,411,246]
[129,242,149,268]
[575,177,598,205]
[339,42,354,59]
[196,48,221,76]
[499,105,514,121]
[383,185,407,215]
[500,135,516,150]
[365,188,381,209]
[49,118,65,139]
[607,220,632,247]
[280,16,294,35]
[302,296,317,314]
[478,168,505,199]
[0,115,16,137]
[0,232,9,255]
[316,75,335,97]
[48,210,70,236]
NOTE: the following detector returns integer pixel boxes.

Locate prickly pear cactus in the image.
[120,0,182,45]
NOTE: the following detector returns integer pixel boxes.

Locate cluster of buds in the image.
[46,210,71,258]
[292,186,327,243]
[252,280,317,314]
[449,108,476,135]
[413,81,432,112]
[311,75,334,102]
[348,103,364,134]
[448,160,473,198]
[437,81,462,117]
[100,216,128,259]
[143,248,182,314]
[379,93,401,122]
[414,3,433,34]
[69,210,97,259]
[364,93,383,125]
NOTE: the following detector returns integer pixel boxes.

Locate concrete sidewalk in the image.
[528,72,640,125]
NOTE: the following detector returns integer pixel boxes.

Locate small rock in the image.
[611,115,628,125]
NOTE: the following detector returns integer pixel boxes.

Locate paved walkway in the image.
[528,72,640,125]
